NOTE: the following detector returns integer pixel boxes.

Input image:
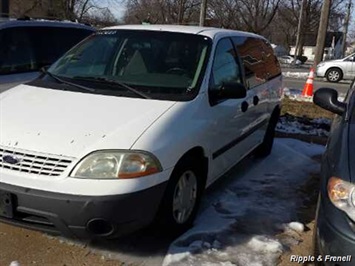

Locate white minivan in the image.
[0,25,283,239]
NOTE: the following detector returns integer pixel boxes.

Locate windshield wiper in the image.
[73,76,151,99]
[41,69,96,92]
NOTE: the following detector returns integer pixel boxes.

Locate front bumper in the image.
[0,181,167,239]
[316,197,355,266]
[316,66,327,78]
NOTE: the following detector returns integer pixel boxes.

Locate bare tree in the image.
[9,0,122,25]
[207,0,240,28]
[265,0,347,54]
[237,0,281,33]
[207,0,281,33]
[123,0,200,24]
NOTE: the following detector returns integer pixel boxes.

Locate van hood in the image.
[0,85,175,158]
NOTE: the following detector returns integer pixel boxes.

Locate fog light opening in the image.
[87,218,114,236]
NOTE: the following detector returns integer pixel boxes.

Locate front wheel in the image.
[156,158,203,234]
[326,68,342,83]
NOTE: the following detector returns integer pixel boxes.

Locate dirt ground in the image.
[0,222,125,266]
[278,220,316,266]
[277,153,323,266]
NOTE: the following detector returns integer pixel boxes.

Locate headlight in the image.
[70,151,162,179]
[328,177,355,220]
[317,63,325,68]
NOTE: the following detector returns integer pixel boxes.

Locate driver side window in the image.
[210,38,242,92]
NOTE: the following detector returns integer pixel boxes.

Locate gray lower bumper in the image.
[0,181,167,239]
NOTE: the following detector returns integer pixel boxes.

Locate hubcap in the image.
[328,71,340,81]
[172,170,197,224]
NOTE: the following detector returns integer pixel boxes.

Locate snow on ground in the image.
[278,88,346,137]
[283,71,310,80]
[276,114,331,137]
[163,138,324,266]
[283,86,346,102]
[282,88,312,102]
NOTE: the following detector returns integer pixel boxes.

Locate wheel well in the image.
[326,67,343,76]
[176,147,208,184]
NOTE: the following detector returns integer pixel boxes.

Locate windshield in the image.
[48,30,211,101]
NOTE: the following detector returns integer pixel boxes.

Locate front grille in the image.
[0,146,74,176]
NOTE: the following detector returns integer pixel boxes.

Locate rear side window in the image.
[0,26,92,75]
[261,40,281,79]
[232,37,280,89]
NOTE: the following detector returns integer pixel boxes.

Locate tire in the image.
[313,196,324,266]
[156,157,204,235]
[255,107,280,158]
[326,68,343,83]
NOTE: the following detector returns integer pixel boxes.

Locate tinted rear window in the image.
[232,36,281,88]
[0,26,93,75]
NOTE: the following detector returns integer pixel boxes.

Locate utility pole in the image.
[177,0,184,25]
[199,0,207,26]
[313,0,331,67]
[341,0,352,57]
[294,0,307,63]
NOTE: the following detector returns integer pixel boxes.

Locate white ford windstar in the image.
[0,25,283,239]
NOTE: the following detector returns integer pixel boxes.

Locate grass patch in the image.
[281,97,335,119]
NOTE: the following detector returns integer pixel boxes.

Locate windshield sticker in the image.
[96,30,117,35]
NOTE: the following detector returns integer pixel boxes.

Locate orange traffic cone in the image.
[302,68,314,97]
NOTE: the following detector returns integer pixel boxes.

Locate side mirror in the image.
[210,81,247,100]
[313,88,346,115]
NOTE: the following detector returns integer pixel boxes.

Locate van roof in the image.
[0,19,94,31]
[104,24,263,40]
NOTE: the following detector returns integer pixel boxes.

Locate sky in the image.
[95,0,126,20]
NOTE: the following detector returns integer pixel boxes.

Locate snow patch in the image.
[276,114,331,137]
[286,222,305,233]
[283,72,309,79]
[247,236,283,254]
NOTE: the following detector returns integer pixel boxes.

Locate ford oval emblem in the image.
[3,155,21,165]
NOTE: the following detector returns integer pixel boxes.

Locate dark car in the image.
[313,80,355,266]
[0,19,95,92]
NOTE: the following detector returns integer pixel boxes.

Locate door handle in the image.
[241,101,248,112]
[253,95,259,106]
